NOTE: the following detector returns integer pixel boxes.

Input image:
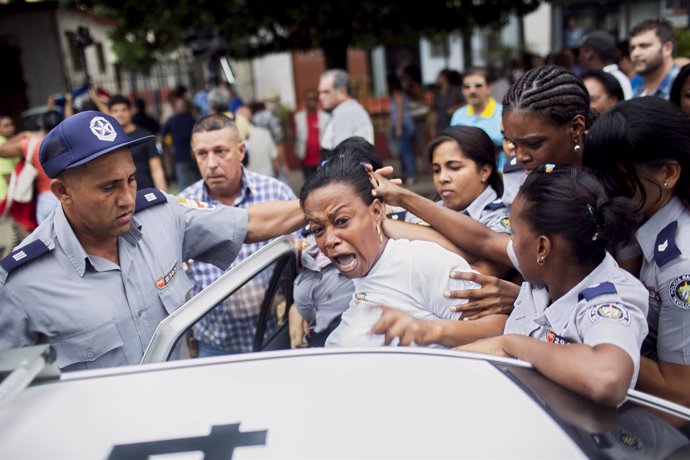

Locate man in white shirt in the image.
[318,69,374,158]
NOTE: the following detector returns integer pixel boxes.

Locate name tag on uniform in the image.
[546,329,573,345]
[155,262,179,289]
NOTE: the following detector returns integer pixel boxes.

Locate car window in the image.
[168,250,296,362]
[494,363,690,459]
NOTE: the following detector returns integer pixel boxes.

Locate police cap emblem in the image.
[89,116,117,142]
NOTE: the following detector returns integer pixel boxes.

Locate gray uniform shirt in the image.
[500,155,527,209]
[0,190,248,371]
[504,252,649,386]
[405,186,511,234]
[637,197,690,365]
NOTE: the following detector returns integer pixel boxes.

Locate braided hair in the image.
[503,65,596,128]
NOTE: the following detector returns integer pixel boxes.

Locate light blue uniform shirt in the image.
[637,197,690,365]
[505,252,649,386]
[0,190,247,371]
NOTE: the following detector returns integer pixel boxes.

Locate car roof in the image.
[0,348,586,459]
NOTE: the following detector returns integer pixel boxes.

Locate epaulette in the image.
[135,188,167,212]
[578,281,617,302]
[484,199,506,211]
[654,221,681,267]
[502,156,522,174]
[386,211,407,221]
[0,239,52,279]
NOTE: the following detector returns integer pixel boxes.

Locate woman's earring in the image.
[664,181,668,188]
[537,255,545,266]
[573,141,581,153]
[376,223,383,242]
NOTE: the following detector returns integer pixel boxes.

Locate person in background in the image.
[401,65,429,167]
[629,18,679,100]
[236,105,279,178]
[294,90,330,181]
[578,30,633,100]
[318,69,374,157]
[374,167,648,408]
[160,96,199,190]
[0,110,62,224]
[0,115,18,201]
[92,94,168,192]
[387,73,417,185]
[429,68,465,138]
[582,69,625,114]
[450,67,505,170]
[253,91,289,179]
[670,64,690,116]
[132,98,160,135]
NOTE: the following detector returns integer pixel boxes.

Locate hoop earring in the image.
[537,255,545,266]
[376,223,383,242]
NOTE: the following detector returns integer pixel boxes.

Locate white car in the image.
[1,237,689,459]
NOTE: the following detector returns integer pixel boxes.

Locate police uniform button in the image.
[86,351,94,359]
[137,310,144,317]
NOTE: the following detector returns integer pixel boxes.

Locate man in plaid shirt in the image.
[180,114,298,356]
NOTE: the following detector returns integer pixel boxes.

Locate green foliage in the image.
[676,27,690,58]
[70,0,543,68]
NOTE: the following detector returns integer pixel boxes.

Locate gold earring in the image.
[537,255,545,266]
[376,223,383,242]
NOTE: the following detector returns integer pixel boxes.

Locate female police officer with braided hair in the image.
[369,65,598,318]
[374,166,649,407]
[585,96,690,407]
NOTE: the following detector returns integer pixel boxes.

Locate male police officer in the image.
[0,111,304,371]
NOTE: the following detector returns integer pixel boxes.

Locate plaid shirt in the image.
[180,168,297,352]
[632,64,679,100]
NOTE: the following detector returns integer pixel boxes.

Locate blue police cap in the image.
[39,110,154,178]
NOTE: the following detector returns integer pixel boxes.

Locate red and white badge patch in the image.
[155,262,179,289]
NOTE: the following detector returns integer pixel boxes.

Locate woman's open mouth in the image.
[333,253,357,273]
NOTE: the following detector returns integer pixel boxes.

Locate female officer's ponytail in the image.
[518,166,640,266]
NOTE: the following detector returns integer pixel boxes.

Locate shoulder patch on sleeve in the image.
[484,199,507,211]
[588,303,631,325]
[135,188,168,212]
[654,221,681,267]
[578,281,618,301]
[0,239,52,278]
[669,274,690,309]
[502,156,522,174]
[175,196,216,210]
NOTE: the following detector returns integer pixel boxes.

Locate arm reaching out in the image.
[369,170,512,266]
[245,199,305,243]
[459,336,634,407]
[446,271,520,319]
[371,306,507,348]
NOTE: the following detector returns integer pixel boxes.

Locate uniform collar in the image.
[465,97,497,118]
[202,166,255,207]
[636,196,685,263]
[536,253,617,331]
[54,205,142,276]
[463,186,497,220]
